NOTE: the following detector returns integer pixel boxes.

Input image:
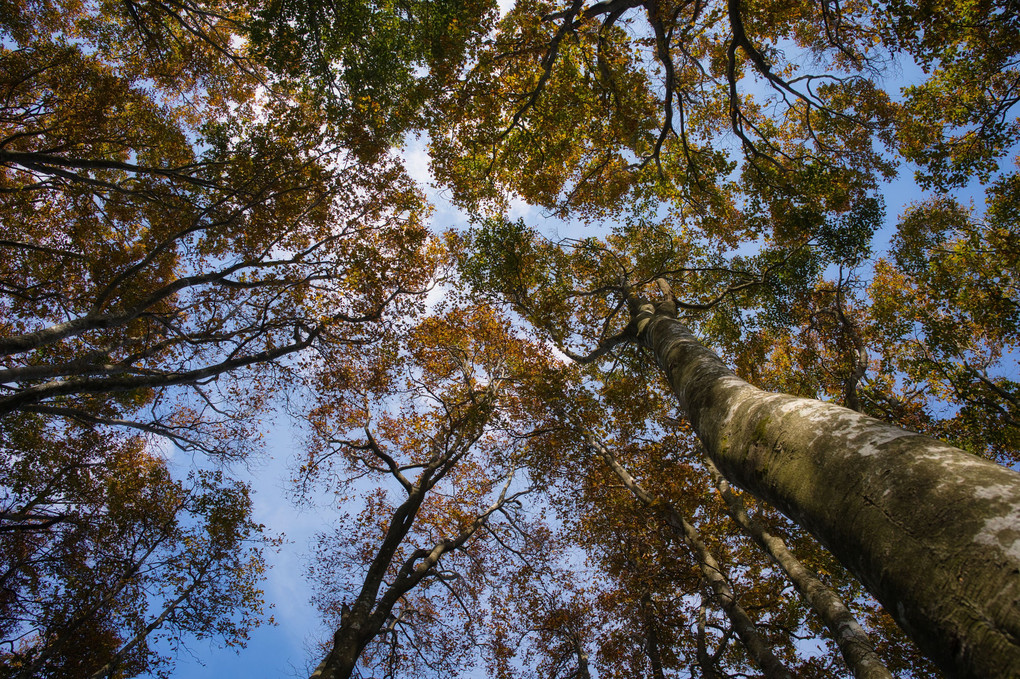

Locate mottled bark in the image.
[705,457,892,679]
[633,298,1020,679]
[574,635,592,679]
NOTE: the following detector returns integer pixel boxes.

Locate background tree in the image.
[0,426,270,678]
[1,0,441,674]
[301,304,561,678]
[866,184,1020,461]
[481,366,906,679]
[0,19,435,456]
[249,0,500,159]
[487,549,600,679]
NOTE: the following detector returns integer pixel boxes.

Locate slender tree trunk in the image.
[640,593,668,679]
[308,402,515,679]
[704,457,893,679]
[90,565,210,679]
[696,599,725,679]
[633,296,1020,679]
[583,431,793,679]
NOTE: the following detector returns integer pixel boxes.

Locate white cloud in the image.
[403,136,434,187]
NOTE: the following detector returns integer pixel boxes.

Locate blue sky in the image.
[164,418,331,678]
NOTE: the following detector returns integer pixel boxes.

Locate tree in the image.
[431,0,895,222]
[463,212,1019,677]
[424,0,1020,675]
[508,351,927,678]
[301,305,557,678]
[249,0,499,159]
[0,23,435,456]
[487,553,599,679]
[866,185,1020,460]
[632,282,1020,679]
[0,424,270,678]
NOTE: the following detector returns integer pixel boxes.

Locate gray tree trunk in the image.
[634,300,1020,679]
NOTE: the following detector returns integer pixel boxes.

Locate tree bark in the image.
[309,607,374,679]
[633,298,1020,679]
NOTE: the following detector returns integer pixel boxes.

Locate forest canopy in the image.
[1,0,1018,678]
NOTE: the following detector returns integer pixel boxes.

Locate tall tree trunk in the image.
[573,634,592,679]
[309,610,373,679]
[632,294,1020,679]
